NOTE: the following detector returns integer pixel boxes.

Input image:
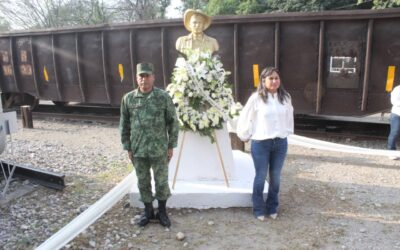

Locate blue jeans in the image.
[388,113,400,150]
[251,138,288,217]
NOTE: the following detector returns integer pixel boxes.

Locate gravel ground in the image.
[1,118,400,250]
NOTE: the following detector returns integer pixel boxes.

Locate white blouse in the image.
[391,85,400,116]
[237,92,294,141]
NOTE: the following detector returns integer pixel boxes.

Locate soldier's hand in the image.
[167,149,173,162]
[128,151,133,162]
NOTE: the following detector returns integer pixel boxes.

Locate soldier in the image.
[120,62,179,227]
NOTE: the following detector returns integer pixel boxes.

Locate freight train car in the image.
[0,8,399,116]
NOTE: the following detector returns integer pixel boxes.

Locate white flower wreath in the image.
[167,49,242,142]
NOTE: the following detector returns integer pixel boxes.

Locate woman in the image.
[387,84,400,160]
[237,67,294,221]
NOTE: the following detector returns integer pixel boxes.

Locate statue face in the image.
[189,14,205,34]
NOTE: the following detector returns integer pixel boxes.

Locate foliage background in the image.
[0,0,399,31]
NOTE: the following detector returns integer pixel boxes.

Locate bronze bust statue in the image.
[176,9,219,54]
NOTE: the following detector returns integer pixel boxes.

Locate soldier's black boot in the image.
[137,202,155,227]
[156,200,171,227]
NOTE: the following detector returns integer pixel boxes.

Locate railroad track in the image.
[32,104,120,122]
[8,105,391,140]
[294,114,390,140]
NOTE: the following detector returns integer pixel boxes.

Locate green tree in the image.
[206,0,239,15]
[237,0,269,14]
[205,0,268,15]
[0,18,10,32]
[68,0,113,25]
[114,0,171,21]
[358,0,400,9]
[180,0,208,11]
[0,0,115,30]
[202,0,380,15]
[266,0,360,12]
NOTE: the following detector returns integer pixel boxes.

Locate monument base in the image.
[129,150,268,208]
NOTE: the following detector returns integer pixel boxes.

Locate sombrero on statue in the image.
[183,9,212,32]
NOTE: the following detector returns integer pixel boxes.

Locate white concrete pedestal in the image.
[129,126,268,208]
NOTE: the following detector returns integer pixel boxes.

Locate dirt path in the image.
[72,141,400,249]
[1,119,399,249]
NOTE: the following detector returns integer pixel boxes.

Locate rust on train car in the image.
[0,8,399,116]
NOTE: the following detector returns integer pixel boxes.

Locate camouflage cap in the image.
[137,62,154,75]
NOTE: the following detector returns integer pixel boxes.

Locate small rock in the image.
[134,215,141,220]
[374,203,382,208]
[130,218,136,225]
[183,242,189,247]
[165,228,170,232]
[208,220,215,226]
[176,232,185,241]
[340,196,346,201]
[115,234,120,240]
[360,228,367,233]
[21,225,29,230]
[76,204,89,214]
[123,202,131,209]
[89,240,96,247]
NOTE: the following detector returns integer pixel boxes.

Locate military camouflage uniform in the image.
[120,87,179,202]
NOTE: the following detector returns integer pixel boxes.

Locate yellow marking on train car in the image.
[43,66,49,82]
[386,66,395,92]
[118,64,124,82]
[253,64,260,87]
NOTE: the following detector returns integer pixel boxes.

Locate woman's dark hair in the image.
[257,67,290,104]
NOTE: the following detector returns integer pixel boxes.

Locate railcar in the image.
[0,8,399,116]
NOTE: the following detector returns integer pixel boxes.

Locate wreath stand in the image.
[172,130,230,189]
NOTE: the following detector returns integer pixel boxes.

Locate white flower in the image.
[198,120,206,129]
[189,122,196,131]
[168,48,239,141]
[206,73,213,83]
[175,57,186,68]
